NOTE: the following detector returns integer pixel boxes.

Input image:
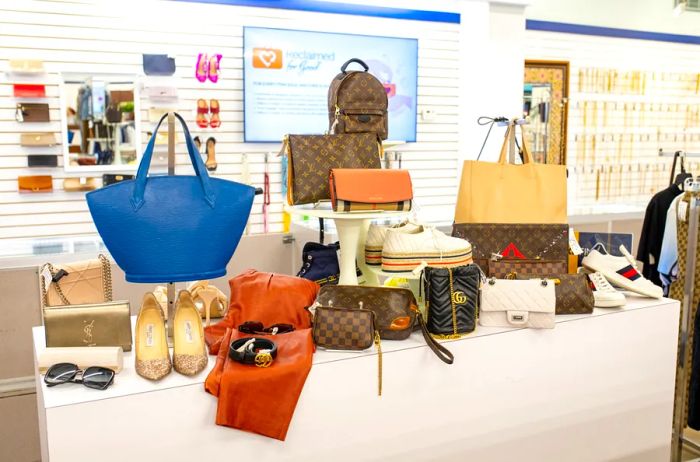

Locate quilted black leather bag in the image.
[423,264,481,339]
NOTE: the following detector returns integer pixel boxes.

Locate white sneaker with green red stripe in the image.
[581,245,663,299]
[381,227,472,273]
[365,221,423,266]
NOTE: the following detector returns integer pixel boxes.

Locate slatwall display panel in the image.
[525,29,700,215]
[0,0,460,254]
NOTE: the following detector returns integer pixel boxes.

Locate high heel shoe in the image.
[172,290,208,376]
[196,99,209,128]
[209,99,221,128]
[195,53,208,83]
[188,280,227,326]
[208,54,222,83]
[204,137,217,171]
[135,293,172,381]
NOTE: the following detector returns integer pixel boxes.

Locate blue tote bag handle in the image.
[131,112,215,210]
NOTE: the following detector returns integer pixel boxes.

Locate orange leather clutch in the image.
[329,168,413,212]
[18,175,53,193]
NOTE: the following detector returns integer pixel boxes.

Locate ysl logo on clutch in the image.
[83,320,97,346]
[451,291,467,305]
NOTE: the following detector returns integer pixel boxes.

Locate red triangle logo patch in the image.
[500,243,526,259]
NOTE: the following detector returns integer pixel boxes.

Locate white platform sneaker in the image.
[587,271,626,308]
[381,227,472,273]
[581,245,663,299]
[365,221,423,266]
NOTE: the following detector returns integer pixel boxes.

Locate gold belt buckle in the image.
[254,352,273,368]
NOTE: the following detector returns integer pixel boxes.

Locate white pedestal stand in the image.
[284,205,409,286]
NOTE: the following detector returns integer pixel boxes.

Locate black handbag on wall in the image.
[423,264,481,339]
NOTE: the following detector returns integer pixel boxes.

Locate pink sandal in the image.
[208,54,222,83]
[195,53,208,83]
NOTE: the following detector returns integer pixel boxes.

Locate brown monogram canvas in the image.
[286,133,381,205]
[313,306,374,350]
[552,274,594,315]
[316,285,416,340]
[452,223,569,264]
[328,62,388,140]
[670,192,700,424]
[488,259,568,278]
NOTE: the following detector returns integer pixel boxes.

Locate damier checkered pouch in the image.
[313,306,382,395]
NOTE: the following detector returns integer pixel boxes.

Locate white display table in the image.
[284,204,409,285]
[35,295,679,462]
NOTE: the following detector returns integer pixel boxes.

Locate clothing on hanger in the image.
[658,193,684,295]
[637,184,683,286]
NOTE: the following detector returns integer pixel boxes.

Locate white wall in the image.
[0,0,534,254]
[526,0,700,37]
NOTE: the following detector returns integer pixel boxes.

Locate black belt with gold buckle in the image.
[229,337,277,368]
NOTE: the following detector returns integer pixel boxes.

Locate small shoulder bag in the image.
[423,264,481,339]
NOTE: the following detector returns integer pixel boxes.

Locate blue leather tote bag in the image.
[86,113,255,283]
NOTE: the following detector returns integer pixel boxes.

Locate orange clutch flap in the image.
[18,175,53,192]
[329,169,413,212]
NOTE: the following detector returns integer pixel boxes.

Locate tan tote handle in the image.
[497,124,534,165]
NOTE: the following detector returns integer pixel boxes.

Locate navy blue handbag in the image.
[142,54,176,76]
[86,113,254,283]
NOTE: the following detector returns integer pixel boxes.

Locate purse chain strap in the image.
[431,268,463,340]
[100,254,113,302]
[43,254,112,306]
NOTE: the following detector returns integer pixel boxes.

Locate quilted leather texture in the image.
[313,306,374,350]
[452,223,569,261]
[87,113,255,283]
[328,61,388,140]
[424,265,480,336]
[44,257,109,306]
[480,279,555,329]
[553,274,594,315]
[287,133,381,205]
[316,285,416,340]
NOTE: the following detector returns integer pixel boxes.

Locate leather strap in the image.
[340,58,368,74]
[132,112,215,211]
[416,312,454,364]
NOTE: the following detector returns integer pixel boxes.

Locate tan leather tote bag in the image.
[454,125,567,224]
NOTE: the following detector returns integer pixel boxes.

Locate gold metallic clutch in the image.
[43,300,132,352]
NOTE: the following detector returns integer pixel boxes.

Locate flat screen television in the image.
[243,27,418,142]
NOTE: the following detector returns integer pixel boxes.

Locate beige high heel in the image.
[172,290,208,376]
[188,280,227,326]
[135,293,172,381]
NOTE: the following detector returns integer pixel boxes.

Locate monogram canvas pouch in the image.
[487,259,568,279]
[43,300,132,351]
[284,133,381,205]
[313,306,376,350]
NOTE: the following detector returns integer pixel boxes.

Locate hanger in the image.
[671,151,693,189]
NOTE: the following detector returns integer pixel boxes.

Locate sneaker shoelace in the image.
[591,272,615,292]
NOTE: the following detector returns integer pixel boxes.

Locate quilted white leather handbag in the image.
[479,278,556,329]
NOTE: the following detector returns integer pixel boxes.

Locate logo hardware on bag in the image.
[83,320,96,346]
[451,291,467,305]
[617,265,641,281]
[253,48,282,69]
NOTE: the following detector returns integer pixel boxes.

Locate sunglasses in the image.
[44,363,115,390]
[238,321,294,335]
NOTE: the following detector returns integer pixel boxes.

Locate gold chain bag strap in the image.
[41,254,113,307]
